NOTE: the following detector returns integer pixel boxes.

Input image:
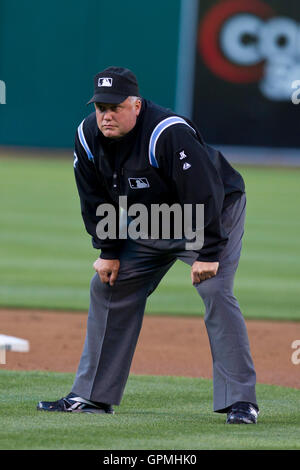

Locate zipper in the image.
[113,168,124,193]
[120,168,124,193]
[112,171,118,191]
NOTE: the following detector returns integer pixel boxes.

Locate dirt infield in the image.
[0,308,299,389]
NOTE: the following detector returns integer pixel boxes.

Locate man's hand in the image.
[93,258,120,286]
[191,261,219,285]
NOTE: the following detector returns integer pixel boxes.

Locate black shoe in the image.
[226,401,259,424]
[37,392,114,414]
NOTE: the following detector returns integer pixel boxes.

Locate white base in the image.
[0,334,30,352]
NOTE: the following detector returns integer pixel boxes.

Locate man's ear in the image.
[135,99,142,116]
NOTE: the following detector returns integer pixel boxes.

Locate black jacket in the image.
[74,99,245,262]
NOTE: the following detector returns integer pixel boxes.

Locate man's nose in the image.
[103,109,113,120]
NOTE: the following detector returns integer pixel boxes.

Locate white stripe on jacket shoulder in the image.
[77,120,95,162]
[148,116,196,168]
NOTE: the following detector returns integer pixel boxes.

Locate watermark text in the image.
[96,196,205,251]
[0,80,6,104]
[291,80,300,104]
[291,340,300,365]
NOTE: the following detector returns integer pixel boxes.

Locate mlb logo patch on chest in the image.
[128,177,150,189]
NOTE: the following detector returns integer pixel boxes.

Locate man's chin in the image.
[101,128,120,139]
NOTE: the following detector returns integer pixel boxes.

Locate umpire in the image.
[37,67,259,424]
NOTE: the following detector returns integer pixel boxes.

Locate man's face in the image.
[95,97,142,139]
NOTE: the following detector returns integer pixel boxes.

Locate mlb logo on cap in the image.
[98,77,113,87]
[87,67,140,105]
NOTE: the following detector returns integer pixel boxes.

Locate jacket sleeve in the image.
[73,123,123,259]
[155,124,228,262]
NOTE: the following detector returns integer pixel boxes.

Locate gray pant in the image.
[72,193,257,412]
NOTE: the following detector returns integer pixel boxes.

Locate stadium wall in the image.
[1,0,299,165]
[0,0,181,148]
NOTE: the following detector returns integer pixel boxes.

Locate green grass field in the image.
[1,155,300,320]
[0,369,299,450]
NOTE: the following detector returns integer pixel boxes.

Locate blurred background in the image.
[0,0,299,321]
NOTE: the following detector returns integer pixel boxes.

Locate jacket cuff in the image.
[99,249,121,260]
[196,252,220,263]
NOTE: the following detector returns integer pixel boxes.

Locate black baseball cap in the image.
[87,66,140,105]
